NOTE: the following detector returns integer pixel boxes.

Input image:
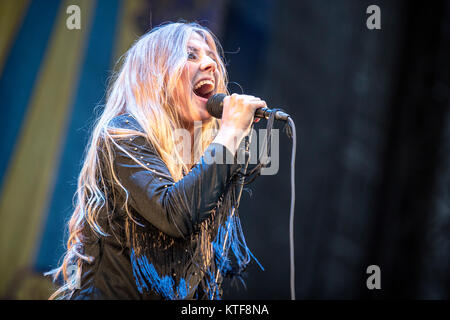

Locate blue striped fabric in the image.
[0,0,61,186]
[34,0,120,272]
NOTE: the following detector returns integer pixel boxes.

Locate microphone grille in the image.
[206,93,226,119]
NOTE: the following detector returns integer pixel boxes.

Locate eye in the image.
[187,51,197,60]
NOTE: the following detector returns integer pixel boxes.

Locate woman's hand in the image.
[213,93,267,156]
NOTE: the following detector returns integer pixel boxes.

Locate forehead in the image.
[187,32,213,51]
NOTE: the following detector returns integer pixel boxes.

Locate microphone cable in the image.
[241,112,297,300]
[287,117,296,300]
[206,94,298,299]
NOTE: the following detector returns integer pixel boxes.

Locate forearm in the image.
[212,126,247,157]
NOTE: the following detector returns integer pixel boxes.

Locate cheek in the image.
[213,70,222,91]
[181,65,196,96]
[184,62,196,80]
[177,68,193,100]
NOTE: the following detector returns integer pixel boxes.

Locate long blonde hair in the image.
[46,22,229,299]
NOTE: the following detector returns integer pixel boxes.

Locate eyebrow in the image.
[187,46,216,58]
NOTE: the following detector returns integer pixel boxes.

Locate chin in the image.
[191,97,212,121]
[179,105,212,126]
[195,110,213,123]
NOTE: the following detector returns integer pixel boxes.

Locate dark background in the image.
[0,0,449,299]
[222,0,450,299]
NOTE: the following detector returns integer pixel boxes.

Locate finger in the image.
[249,100,267,110]
[239,94,261,101]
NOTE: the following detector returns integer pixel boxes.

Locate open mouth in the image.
[193,79,215,100]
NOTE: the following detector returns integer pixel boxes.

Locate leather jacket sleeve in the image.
[110,117,242,239]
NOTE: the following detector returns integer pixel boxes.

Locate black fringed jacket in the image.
[70,114,243,300]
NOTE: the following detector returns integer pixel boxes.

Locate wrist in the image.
[212,126,244,156]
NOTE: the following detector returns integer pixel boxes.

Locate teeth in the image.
[194,79,214,90]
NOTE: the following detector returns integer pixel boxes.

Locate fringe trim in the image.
[127,180,262,300]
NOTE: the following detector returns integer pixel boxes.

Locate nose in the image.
[200,55,217,73]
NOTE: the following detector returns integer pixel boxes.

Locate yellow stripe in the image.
[0,0,30,76]
[0,0,95,295]
[112,0,147,68]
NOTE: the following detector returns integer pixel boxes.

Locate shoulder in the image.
[108,113,143,133]
[106,113,159,156]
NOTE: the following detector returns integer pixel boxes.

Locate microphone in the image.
[206,93,291,121]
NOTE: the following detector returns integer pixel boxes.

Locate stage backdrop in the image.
[0,0,229,299]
